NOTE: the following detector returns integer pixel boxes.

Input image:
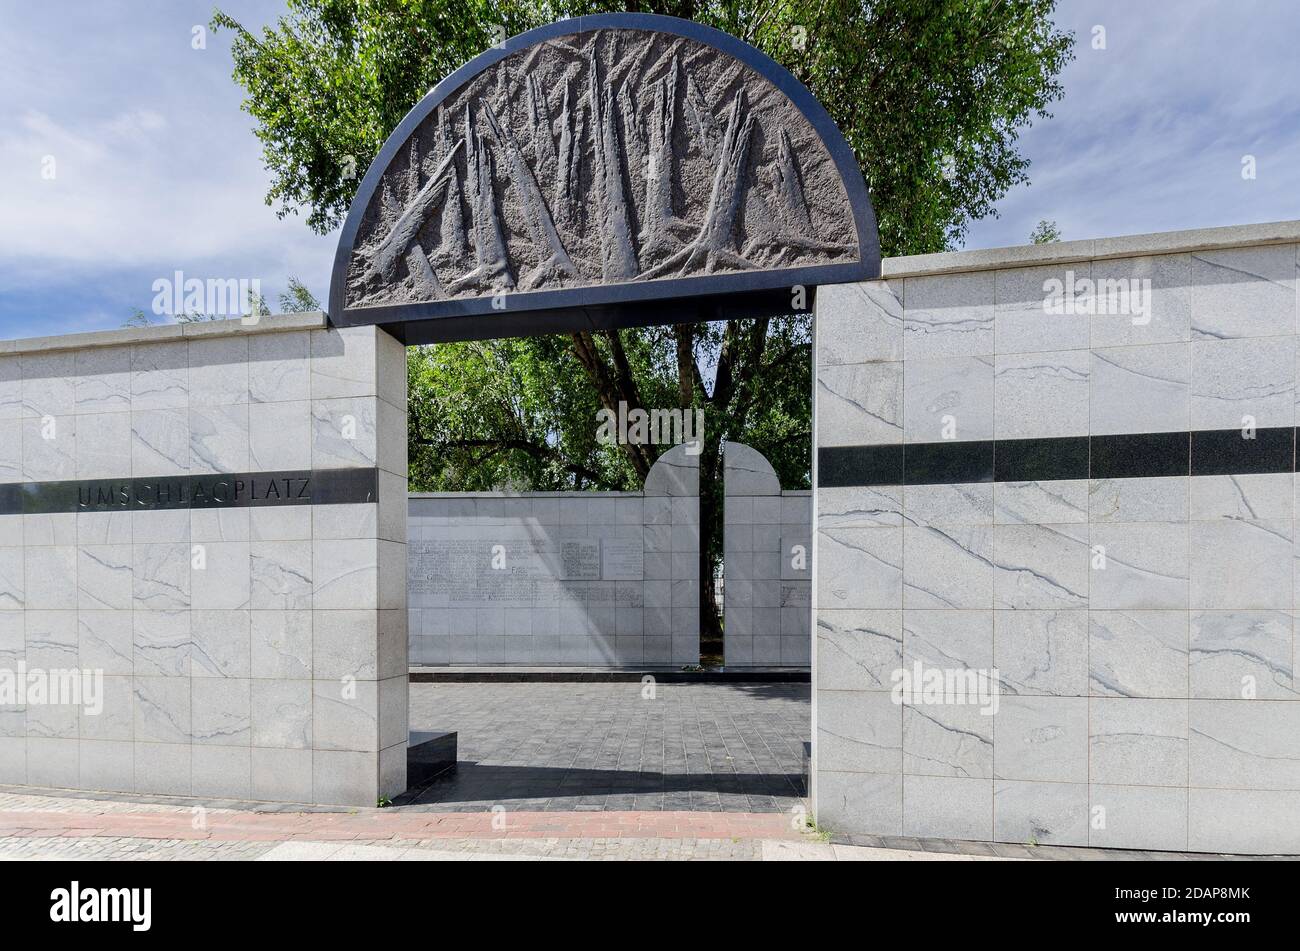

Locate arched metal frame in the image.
[329,13,880,344]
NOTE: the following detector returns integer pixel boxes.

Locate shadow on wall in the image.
[407,444,700,667]
[723,442,812,668]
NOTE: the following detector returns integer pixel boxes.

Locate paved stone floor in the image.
[400,681,810,812]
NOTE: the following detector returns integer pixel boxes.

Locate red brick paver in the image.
[0,808,803,844]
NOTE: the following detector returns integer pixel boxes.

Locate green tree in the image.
[213,0,1073,651]
[1030,218,1062,243]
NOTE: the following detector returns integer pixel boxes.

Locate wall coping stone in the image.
[410,491,645,499]
[879,218,1300,279]
[0,311,328,355]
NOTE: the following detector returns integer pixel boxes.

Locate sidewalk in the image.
[0,789,1016,861]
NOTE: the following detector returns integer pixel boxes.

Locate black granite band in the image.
[818,427,1297,487]
[0,467,379,515]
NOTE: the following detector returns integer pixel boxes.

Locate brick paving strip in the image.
[0,806,803,844]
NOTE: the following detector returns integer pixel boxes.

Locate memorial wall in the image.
[811,220,1300,854]
[0,315,408,806]
[408,444,700,666]
[723,443,811,667]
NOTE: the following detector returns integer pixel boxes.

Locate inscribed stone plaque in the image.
[601,539,644,581]
[560,539,601,580]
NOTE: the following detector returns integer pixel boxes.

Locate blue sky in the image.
[1,0,1298,340]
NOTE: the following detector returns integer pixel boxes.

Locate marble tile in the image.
[130,341,188,410]
[1189,473,1292,521]
[1089,610,1188,698]
[1089,343,1190,435]
[992,523,1089,610]
[1190,699,1300,790]
[902,609,993,671]
[994,480,1088,525]
[0,547,23,610]
[903,483,992,526]
[903,354,994,443]
[133,741,190,796]
[190,609,251,678]
[21,352,77,418]
[78,609,133,675]
[249,400,312,471]
[1188,788,1300,854]
[312,539,378,609]
[249,331,311,403]
[133,676,191,743]
[993,780,1088,846]
[313,610,378,680]
[252,747,313,802]
[815,771,902,836]
[995,265,1091,354]
[192,746,251,799]
[188,336,249,406]
[994,350,1089,439]
[1088,522,1188,610]
[902,702,993,779]
[903,775,993,840]
[1191,337,1294,429]
[191,508,250,544]
[79,740,135,793]
[22,415,76,481]
[75,411,131,479]
[815,362,903,446]
[311,398,377,469]
[1089,253,1192,348]
[191,678,251,746]
[312,679,378,752]
[1090,698,1188,786]
[131,408,190,475]
[311,327,376,400]
[190,541,251,611]
[75,347,133,414]
[993,696,1088,783]
[1189,609,1296,699]
[77,545,132,610]
[1190,519,1291,609]
[189,403,250,473]
[1088,476,1187,523]
[902,525,994,609]
[312,749,377,806]
[1190,244,1296,340]
[903,270,994,358]
[0,358,19,421]
[250,541,313,609]
[816,279,904,364]
[133,609,190,676]
[252,680,312,749]
[0,420,20,484]
[816,610,905,691]
[817,528,901,610]
[1088,785,1188,851]
[251,610,312,679]
[994,609,1088,697]
[24,548,76,609]
[817,689,902,774]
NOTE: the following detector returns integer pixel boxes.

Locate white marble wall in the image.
[0,317,408,806]
[723,442,811,667]
[812,231,1300,854]
[408,443,699,667]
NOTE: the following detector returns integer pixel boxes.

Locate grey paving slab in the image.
[399,681,810,813]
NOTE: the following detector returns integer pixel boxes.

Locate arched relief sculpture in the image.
[331,14,879,339]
